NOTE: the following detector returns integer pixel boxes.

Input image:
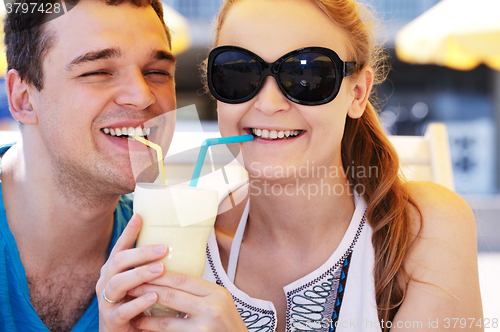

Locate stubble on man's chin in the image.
[51,157,135,210]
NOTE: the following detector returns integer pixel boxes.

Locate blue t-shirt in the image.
[0,144,133,331]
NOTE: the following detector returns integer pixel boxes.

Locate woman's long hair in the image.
[211,0,421,328]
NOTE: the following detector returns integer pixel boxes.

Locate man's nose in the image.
[114,69,155,110]
[253,76,291,116]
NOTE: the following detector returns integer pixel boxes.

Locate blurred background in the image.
[0,0,498,323]
[0,1,498,245]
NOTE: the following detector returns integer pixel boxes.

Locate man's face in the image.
[29,0,176,195]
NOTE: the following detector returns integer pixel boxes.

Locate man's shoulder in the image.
[112,194,133,241]
[115,194,133,224]
[117,193,133,208]
[0,143,14,156]
[0,143,16,176]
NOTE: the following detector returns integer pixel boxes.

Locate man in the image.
[0,0,176,331]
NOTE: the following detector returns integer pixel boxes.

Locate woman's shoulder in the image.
[404,181,477,261]
[394,181,482,325]
[404,181,476,241]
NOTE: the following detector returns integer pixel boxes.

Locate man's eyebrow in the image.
[151,50,176,63]
[65,48,122,71]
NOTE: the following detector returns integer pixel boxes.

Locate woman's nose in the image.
[253,76,291,116]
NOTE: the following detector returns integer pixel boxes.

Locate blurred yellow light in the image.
[162,3,191,56]
[396,0,500,71]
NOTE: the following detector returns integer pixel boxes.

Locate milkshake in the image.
[134,183,219,316]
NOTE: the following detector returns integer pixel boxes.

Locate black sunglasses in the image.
[207,46,359,106]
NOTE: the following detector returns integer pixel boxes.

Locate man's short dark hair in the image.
[4,0,172,91]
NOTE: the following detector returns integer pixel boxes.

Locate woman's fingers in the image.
[102,214,168,278]
[133,287,247,332]
[127,272,234,317]
[108,292,158,327]
[128,273,248,331]
[97,213,169,317]
[128,284,202,316]
[145,271,220,297]
[106,243,168,277]
[97,243,168,308]
[102,263,166,307]
[108,213,142,258]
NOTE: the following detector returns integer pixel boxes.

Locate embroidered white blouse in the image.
[203,193,382,332]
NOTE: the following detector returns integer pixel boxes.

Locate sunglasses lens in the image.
[211,51,261,100]
[279,52,337,103]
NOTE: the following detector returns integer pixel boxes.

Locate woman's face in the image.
[216,0,363,181]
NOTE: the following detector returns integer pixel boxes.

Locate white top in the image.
[203,193,381,332]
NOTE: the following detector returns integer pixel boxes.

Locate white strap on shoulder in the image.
[227,199,250,283]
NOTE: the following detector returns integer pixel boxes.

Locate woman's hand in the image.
[128,272,248,331]
[96,214,168,332]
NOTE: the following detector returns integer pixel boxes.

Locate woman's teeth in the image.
[251,128,302,140]
[102,126,151,138]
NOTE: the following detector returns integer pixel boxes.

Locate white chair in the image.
[0,130,21,146]
[388,122,455,191]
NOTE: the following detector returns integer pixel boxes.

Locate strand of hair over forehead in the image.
[328,0,388,86]
[312,0,381,62]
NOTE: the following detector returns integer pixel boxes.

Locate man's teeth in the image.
[251,128,302,139]
[102,127,151,138]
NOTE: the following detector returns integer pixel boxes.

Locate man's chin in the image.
[101,175,138,196]
[118,179,139,195]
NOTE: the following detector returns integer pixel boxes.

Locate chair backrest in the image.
[388,122,455,191]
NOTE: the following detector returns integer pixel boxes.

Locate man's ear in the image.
[347,66,374,119]
[6,69,38,125]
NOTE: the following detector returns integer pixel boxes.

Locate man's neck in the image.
[1,142,122,331]
[1,143,119,272]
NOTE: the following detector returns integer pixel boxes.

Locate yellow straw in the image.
[132,136,166,185]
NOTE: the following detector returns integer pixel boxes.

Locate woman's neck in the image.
[245,174,356,249]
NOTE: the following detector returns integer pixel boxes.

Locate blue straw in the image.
[190,135,253,187]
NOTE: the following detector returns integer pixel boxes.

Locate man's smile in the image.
[101,126,151,139]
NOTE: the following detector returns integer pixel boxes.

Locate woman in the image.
[97,0,483,331]
[202,0,483,330]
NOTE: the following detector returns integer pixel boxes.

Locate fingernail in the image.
[126,288,135,294]
[149,262,163,273]
[146,292,157,303]
[153,245,166,254]
[134,316,142,326]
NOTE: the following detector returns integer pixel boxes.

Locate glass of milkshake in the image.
[133,183,218,317]
[128,110,250,317]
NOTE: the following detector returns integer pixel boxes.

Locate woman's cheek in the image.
[217,102,246,137]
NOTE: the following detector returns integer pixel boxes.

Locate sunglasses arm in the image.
[344,62,358,77]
